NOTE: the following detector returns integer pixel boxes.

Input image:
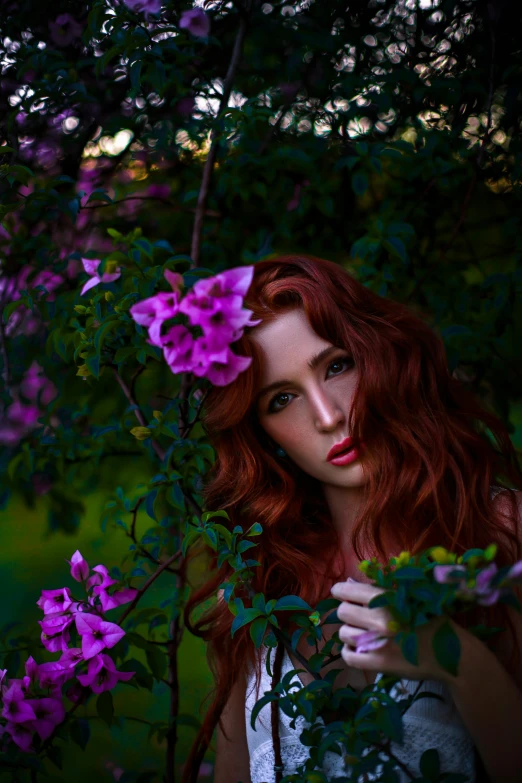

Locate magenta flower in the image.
[130,290,181,346]
[4,721,34,752]
[68,550,89,582]
[123,0,161,16]
[39,613,73,653]
[191,340,252,386]
[25,697,65,741]
[80,258,121,296]
[161,325,196,373]
[97,587,138,613]
[432,565,467,584]
[0,669,7,692]
[49,14,83,47]
[179,8,210,38]
[77,653,134,694]
[75,613,126,660]
[21,657,39,691]
[507,561,522,581]
[475,563,501,606]
[146,184,170,199]
[1,683,37,724]
[352,630,390,654]
[37,660,74,689]
[89,564,118,592]
[36,587,72,615]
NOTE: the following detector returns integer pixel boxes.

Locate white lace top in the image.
[245,645,475,782]
[245,485,512,782]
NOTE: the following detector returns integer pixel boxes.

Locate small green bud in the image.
[114,306,122,314]
[76,364,91,377]
[105,291,115,302]
[153,410,163,422]
[484,543,497,562]
[74,305,87,314]
[309,611,320,627]
[130,426,152,441]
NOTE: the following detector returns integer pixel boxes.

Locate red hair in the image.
[181,254,522,780]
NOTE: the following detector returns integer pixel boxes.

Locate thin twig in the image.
[190,0,253,267]
[82,195,220,217]
[119,549,183,625]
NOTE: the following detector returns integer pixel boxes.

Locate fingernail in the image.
[346,577,355,582]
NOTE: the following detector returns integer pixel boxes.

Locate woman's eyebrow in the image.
[256,345,339,401]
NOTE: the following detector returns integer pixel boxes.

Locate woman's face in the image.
[253,308,368,494]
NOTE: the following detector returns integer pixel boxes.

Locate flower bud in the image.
[387,620,401,633]
[76,364,91,377]
[74,305,87,314]
[396,551,410,567]
[105,291,115,302]
[153,410,163,422]
[430,546,452,564]
[130,426,152,441]
[309,611,320,627]
[484,543,497,562]
[358,560,370,574]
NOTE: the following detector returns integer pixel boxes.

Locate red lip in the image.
[327,436,354,462]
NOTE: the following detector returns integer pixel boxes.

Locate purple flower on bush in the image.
[130,265,260,386]
[25,698,65,741]
[80,258,121,296]
[432,564,467,584]
[123,0,161,16]
[75,613,126,660]
[49,14,83,46]
[1,683,37,724]
[36,587,73,615]
[68,550,90,582]
[179,8,210,38]
[77,653,134,694]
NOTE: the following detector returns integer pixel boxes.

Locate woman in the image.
[182,255,522,783]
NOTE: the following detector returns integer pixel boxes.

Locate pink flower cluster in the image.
[129,265,261,386]
[0,552,136,752]
[433,560,522,606]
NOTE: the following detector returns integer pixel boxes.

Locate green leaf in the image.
[419,748,440,782]
[96,691,114,727]
[274,595,312,612]
[250,692,278,731]
[383,236,408,264]
[146,646,167,681]
[432,620,461,677]
[352,171,369,196]
[249,616,268,647]
[69,718,90,751]
[231,608,264,637]
[401,632,418,666]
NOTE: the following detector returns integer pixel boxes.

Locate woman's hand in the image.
[330,578,467,685]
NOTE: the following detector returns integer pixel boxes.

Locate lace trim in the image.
[250,716,475,783]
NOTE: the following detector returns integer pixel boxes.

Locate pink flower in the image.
[352,630,389,654]
[39,612,74,653]
[475,563,501,606]
[36,588,73,615]
[25,697,65,741]
[179,8,210,38]
[80,258,121,296]
[89,564,118,592]
[97,587,138,613]
[1,683,37,724]
[49,14,83,46]
[432,565,467,585]
[5,721,34,752]
[77,653,134,694]
[123,0,161,16]
[75,613,126,660]
[507,561,522,581]
[68,550,90,583]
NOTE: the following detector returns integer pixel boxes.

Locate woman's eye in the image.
[267,356,353,413]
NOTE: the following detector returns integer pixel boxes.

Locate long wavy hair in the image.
[181,254,522,781]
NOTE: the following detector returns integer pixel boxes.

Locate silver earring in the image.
[276,446,286,457]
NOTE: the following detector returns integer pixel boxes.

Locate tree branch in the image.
[119,549,183,625]
[190,0,253,268]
